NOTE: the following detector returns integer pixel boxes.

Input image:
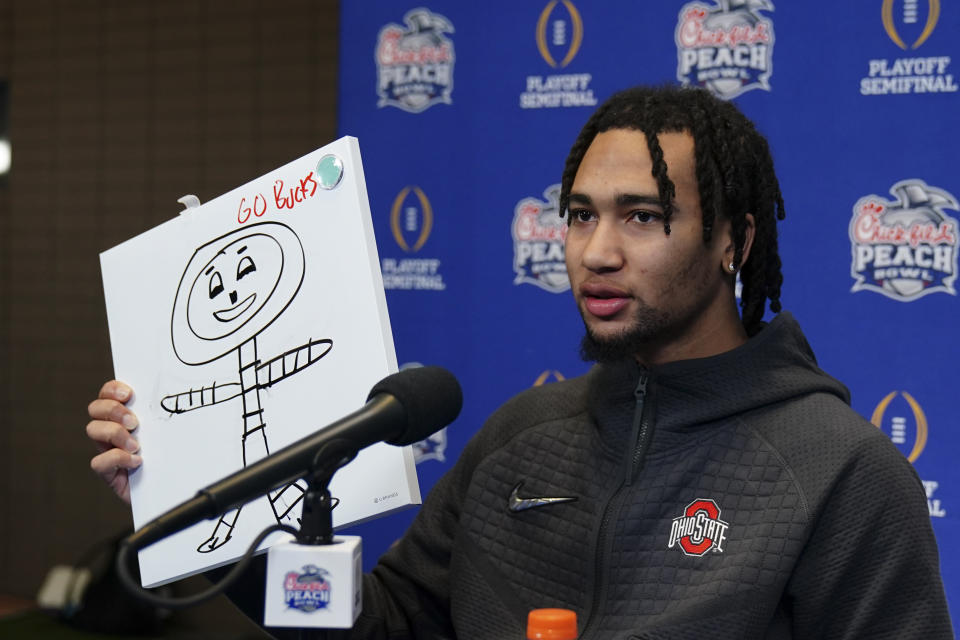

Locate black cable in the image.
[116,442,357,611]
[117,523,299,609]
[61,528,130,616]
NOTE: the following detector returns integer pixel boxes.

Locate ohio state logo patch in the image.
[668,498,729,556]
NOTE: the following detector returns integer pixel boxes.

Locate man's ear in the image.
[724,213,756,272]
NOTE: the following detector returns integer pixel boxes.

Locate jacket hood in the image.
[587,312,850,449]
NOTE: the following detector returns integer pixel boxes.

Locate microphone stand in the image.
[298,444,357,546]
[276,442,359,639]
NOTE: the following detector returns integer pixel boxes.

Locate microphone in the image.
[125,366,462,551]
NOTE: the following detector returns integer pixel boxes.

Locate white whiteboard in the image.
[100,137,420,587]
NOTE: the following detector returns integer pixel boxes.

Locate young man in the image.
[88,86,952,638]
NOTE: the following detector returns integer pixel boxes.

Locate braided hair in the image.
[559,85,786,336]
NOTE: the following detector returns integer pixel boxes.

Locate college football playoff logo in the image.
[536,1,583,68]
[882,0,940,50]
[871,390,929,463]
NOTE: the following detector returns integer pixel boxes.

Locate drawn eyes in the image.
[206,257,256,300]
[208,272,224,299]
[237,256,256,280]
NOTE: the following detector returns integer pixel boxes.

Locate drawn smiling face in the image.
[186,234,283,340]
[171,222,306,364]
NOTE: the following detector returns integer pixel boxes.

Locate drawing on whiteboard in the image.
[163,221,333,553]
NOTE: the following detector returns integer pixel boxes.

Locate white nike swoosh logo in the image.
[507,481,577,513]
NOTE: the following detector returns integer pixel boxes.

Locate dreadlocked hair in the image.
[558,85,786,336]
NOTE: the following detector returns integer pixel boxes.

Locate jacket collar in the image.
[586,312,850,448]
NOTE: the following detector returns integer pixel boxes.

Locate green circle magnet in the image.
[316,154,344,190]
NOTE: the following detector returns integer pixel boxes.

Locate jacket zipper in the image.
[625,373,649,486]
[581,371,652,638]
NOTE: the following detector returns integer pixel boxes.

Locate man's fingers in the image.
[86,419,141,453]
[88,380,139,505]
[90,447,142,476]
[90,449,137,504]
[87,398,139,429]
[98,380,133,403]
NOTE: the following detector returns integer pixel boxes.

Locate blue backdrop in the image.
[337,0,960,621]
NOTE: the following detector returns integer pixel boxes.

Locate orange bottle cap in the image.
[527,608,578,639]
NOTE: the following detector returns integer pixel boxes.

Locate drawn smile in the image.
[213,293,256,322]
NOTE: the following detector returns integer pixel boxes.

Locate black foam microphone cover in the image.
[368,366,463,445]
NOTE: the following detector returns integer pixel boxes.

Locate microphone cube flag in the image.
[265,535,362,629]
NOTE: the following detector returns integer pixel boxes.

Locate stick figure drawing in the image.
[162,221,332,553]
